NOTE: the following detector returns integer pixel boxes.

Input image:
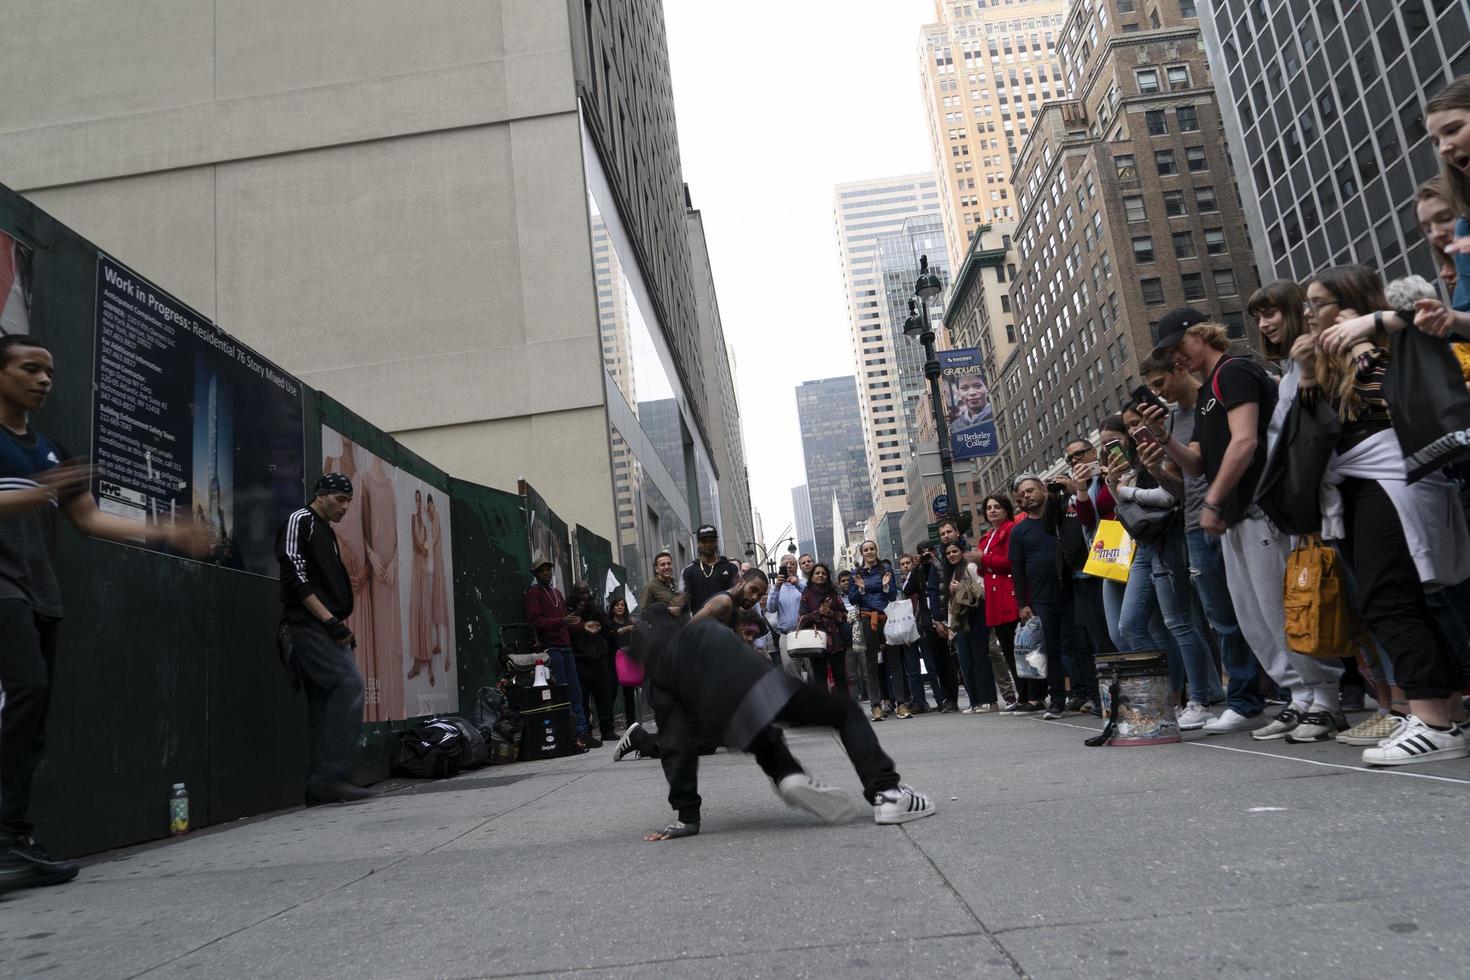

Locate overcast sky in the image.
[664,0,937,556]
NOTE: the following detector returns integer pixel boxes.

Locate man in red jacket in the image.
[525,559,597,751]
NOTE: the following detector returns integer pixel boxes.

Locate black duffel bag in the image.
[1382,326,1470,483]
[391,719,465,779]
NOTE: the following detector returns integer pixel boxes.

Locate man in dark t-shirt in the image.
[680,525,740,613]
[1193,349,1276,529]
[0,335,206,893]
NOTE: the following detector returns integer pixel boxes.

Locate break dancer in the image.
[630,574,936,841]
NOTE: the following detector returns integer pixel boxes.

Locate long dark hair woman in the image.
[1291,265,1470,761]
[797,563,849,698]
[980,493,1043,711]
[606,593,638,730]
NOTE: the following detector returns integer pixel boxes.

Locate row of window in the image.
[1130,228,1229,261]
[1139,269,1238,305]
[1116,145,1209,179]
[1123,185,1220,221]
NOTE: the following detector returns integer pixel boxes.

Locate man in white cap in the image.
[276,472,377,804]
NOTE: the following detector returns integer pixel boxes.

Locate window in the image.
[1124,196,1146,221]
[1213,268,1238,296]
[1178,0,1196,14]
[1163,190,1186,216]
[1141,278,1164,305]
[1154,150,1177,175]
[1177,105,1199,131]
[1145,109,1168,135]
[1186,146,1207,172]
[1204,228,1226,255]
[1166,65,1189,90]
[1195,185,1218,211]
[1115,153,1137,179]
[1181,272,1205,300]
[1223,311,1245,337]
[1132,236,1155,262]
[1172,231,1196,258]
[1136,68,1160,94]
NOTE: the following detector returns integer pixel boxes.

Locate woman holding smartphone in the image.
[1114,408,1219,730]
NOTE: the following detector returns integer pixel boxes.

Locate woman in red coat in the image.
[978,493,1043,711]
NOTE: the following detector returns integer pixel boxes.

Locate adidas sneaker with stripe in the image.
[1361,715,1468,767]
[872,784,937,824]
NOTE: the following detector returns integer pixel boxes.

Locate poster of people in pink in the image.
[321,427,457,721]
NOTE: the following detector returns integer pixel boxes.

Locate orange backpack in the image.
[1282,534,1352,658]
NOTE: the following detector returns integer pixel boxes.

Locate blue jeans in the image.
[901,643,930,707]
[954,608,998,706]
[545,646,588,736]
[1122,527,1217,705]
[1185,528,1262,716]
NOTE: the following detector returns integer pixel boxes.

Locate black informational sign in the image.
[92,253,305,577]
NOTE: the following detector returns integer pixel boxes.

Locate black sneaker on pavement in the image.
[584,734,604,748]
[0,836,80,892]
[1043,700,1068,720]
[613,721,643,762]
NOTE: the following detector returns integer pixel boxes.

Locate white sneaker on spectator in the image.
[1175,702,1213,731]
[1201,708,1259,734]
[1250,706,1304,741]
[1362,715,1468,767]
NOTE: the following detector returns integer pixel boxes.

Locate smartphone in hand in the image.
[1131,383,1169,416]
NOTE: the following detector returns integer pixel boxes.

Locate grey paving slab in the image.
[2,707,1465,980]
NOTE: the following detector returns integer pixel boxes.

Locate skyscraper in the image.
[1198,1,1470,283]
[833,174,941,523]
[876,214,951,447]
[795,376,872,566]
[791,484,816,561]
[920,0,1072,270]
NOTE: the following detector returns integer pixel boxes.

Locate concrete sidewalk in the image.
[2,709,1467,979]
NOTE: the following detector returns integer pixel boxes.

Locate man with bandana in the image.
[276,472,375,805]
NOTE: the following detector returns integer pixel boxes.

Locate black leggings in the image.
[803,649,849,697]
[0,601,58,837]
[1340,478,1463,700]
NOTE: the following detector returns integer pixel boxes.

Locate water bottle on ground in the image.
[169,783,189,836]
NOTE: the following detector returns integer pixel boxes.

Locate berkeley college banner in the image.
[937,347,998,461]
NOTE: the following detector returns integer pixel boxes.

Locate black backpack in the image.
[391,719,465,779]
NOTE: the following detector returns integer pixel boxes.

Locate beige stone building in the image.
[0,0,754,588]
[919,0,1071,275]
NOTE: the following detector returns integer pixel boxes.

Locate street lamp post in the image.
[904,254,970,536]
[744,537,797,577]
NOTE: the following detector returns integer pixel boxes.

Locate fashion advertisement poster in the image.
[322,427,458,722]
[937,347,999,461]
[91,253,305,575]
[521,480,572,595]
[0,228,33,335]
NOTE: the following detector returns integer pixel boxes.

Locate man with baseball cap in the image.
[275,472,376,804]
[525,556,595,750]
[680,524,740,614]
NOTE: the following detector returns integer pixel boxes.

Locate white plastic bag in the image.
[1013,617,1045,680]
[882,600,920,645]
